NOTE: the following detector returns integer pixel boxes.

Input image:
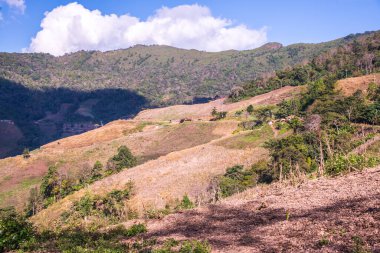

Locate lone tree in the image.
[22,148,30,159]
[40,165,60,200]
[246,105,254,115]
[109,146,137,172]
[211,107,218,117]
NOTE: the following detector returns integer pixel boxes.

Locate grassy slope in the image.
[2,74,379,235]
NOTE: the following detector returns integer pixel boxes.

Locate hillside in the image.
[0,35,362,105]
[141,166,380,252]
[0,70,379,252]
[0,31,378,158]
[0,86,302,213]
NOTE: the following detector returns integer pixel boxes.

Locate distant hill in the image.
[0,30,378,157]
[1,32,374,105]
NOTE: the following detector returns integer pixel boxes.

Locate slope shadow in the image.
[0,78,148,157]
[147,193,380,252]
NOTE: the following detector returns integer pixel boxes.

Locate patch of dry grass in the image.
[335,73,380,96]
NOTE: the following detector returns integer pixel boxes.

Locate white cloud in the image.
[27,2,267,56]
[1,0,26,13]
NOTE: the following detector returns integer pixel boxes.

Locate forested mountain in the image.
[1,32,376,105]
[0,31,378,158]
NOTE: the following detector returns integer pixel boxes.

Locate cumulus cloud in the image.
[27,2,267,56]
[1,0,26,13]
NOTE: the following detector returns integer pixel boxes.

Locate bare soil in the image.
[142,167,380,253]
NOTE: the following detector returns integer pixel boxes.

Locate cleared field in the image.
[32,131,269,229]
[336,73,380,96]
[0,120,238,209]
[142,166,380,252]
[135,86,304,121]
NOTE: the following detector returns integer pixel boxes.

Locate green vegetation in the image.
[61,182,135,226]
[25,145,137,217]
[217,32,380,194]
[22,148,30,159]
[176,194,195,210]
[246,104,254,114]
[230,31,380,102]
[218,161,272,198]
[211,107,227,120]
[0,207,35,252]
[107,145,138,173]
[0,209,210,253]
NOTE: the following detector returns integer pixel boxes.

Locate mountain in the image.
[0,67,379,252]
[0,31,377,158]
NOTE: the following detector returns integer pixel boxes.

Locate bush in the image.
[0,207,35,252]
[125,224,147,237]
[218,165,257,197]
[179,240,211,253]
[22,148,31,159]
[325,154,378,176]
[176,195,195,210]
[108,145,137,172]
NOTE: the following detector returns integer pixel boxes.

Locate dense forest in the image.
[228,31,380,101]
[0,31,375,106]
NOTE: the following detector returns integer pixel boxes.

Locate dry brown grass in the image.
[1,87,295,227]
[32,133,269,228]
[140,166,380,252]
[0,120,238,209]
[335,73,380,96]
[136,86,304,121]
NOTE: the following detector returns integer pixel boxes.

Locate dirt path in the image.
[142,167,380,252]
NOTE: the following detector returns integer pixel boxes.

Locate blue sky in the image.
[0,0,379,54]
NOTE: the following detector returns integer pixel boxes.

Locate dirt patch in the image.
[336,73,380,96]
[143,167,380,252]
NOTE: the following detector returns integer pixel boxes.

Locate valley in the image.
[0,29,379,252]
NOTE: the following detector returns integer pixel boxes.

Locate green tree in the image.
[40,165,60,200]
[0,207,35,252]
[90,161,103,181]
[22,148,30,159]
[211,107,218,117]
[246,105,254,115]
[110,146,137,172]
[255,106,274,124]
[288,117,304,134]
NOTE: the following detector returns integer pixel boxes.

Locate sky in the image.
[0,0,379,55]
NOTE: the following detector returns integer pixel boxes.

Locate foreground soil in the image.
[141,167,380,253]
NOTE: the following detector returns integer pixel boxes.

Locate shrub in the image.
[246,105,254,115]
[179,240,211,253]
[176,195,195,210]
[210,107,227,120]
[125,224,147,237]
[325,154,378,176]
[22,148,31,159]
[108,145,137,172]
[40,165,60,200]
[0,207,35,252]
